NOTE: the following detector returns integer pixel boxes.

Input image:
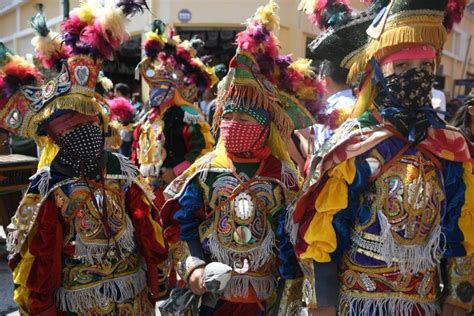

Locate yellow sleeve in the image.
[300,158,356,262]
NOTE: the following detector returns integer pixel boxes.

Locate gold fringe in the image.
[348,23,447,82]
[28,93,110,141]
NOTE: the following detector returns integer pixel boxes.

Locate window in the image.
[444,28,468,61]
[0,0,21,14]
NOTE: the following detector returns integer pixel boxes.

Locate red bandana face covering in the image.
[220,120,269,158]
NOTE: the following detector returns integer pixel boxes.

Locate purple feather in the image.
[252,23,269,42]
[116,0,149,17]
[276,54,293,66]
[200,55,213,65]
[255,52,274,77]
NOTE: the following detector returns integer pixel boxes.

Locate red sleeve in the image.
[126,183,168,297]
[26,198,63,314]
[130,124,141,165]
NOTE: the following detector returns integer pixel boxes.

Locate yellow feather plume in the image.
[98,76,113,92]
[146,31,167,46]
[72,0,101,24]
[251,0,280,32]
[98,2,128,46]
[298,0,318,15]
[289,58,314,77]
[31,31,62,60]
[296,86,316,100]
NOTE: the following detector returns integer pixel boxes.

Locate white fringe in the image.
[139,162,162,177]
[6,227,17,253]
[183,111,204,124]
[285,202,299,246]
[55,267,147,313]
[74,215,136,264]
[113,153,139,186]
[339,292,439,316]
[29,166,51,197]
[223,274,277,300]
[197,154,214,183]
[281,161,298,190]
[208,229,275,271]
[377,210,444,273]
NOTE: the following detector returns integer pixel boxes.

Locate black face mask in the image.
[373,67,444,143]
[57,124,104,176]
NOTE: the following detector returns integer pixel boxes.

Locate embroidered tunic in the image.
[290,114,474,315]
[162,152,303,315]
[8,152,167,315]
[131,104,214,198]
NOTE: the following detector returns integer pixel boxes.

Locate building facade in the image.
[1,0,473,99]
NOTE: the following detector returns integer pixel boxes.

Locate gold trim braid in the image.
[348,14,447,82]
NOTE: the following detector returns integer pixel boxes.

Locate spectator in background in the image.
[114,82,131,99]
[432,87,447,119]
[446,98,463,122]
[112,83,135,157]
[109,96,136,156]
[312,60,355,153]
[199,88,214,118]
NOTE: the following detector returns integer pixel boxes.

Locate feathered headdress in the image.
[0,1,148,142]
[298,0,352,31]
[0,43,42,136]
[275,56,324,129]
[213,1,285,132]
[138,19,217,107]
[214,0,322,137]
[30,4,71,69]
[349,0,467,81]
[300,0,389,83]
[349,0,467,118]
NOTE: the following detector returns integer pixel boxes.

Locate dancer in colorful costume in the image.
[161,1,323,315]
[2,2,167,314]
[291,0,473,315]
[132,20,216,206]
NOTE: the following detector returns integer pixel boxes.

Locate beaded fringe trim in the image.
[55,267,146,313]
[208,229,275,271]
[74,215,136,264]
[377,210,444,273]
[224,274,277,300]
[339,292,439,316]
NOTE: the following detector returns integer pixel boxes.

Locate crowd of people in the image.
[0,0,473,315]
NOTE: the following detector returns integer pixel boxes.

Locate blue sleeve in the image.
[276,207,301,279]
[331,157,371,261]
[173,179,204,241]
[442,161,467,257]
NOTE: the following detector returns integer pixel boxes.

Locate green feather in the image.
[30,3,50,37]
[214,64,227,80]
[151,19,166,35]
[0,42,13,65]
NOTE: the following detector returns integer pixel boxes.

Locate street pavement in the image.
[0,239,17,316]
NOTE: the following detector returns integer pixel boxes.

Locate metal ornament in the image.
[234,192,254,221]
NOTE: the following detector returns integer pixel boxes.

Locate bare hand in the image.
[308,307,337,316]
[161,168,176,184]
[441,303,467,316]
[188,267,206,295]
